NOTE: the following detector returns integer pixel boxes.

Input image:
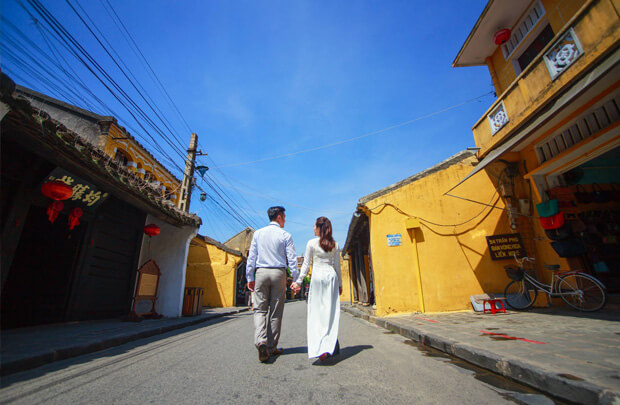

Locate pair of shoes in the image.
[318,352,330,361]
[258,344,269,362]
[271,347,283,356]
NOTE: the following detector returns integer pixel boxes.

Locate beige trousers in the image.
[253,267,286,350]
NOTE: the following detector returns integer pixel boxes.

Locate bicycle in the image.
[503,255,607,312]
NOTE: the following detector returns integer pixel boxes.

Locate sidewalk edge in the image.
[1,308,249,377]
[341,305,619,405]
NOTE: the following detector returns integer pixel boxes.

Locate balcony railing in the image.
[471,0,620,155]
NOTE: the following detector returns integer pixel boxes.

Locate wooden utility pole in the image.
[179,133,198,212]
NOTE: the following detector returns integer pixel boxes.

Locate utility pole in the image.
[179,133,198,212]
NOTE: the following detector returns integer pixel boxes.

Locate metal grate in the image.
[503,1,546,59]
[536,95,620,163]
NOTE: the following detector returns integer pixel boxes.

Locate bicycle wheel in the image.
[504,280,538,310]
[558,273,606,312]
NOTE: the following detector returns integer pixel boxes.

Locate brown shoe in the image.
[258,344,269,362]
[271,348,283,356]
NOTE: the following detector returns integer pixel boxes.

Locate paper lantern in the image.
[41,180,73,223]
[144,223,160,250]
[494,29,511,45]
[68,207,83,230]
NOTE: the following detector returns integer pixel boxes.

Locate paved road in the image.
[0,302,562,404]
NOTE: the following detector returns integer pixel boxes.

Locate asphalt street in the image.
[0,301,563,404]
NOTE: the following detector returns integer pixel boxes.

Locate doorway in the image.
[1,206,87,329]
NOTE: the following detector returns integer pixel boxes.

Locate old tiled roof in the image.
[1,73,200,227]
[15,85,182,184]
[196,234,243,257]
[358,150,477,204]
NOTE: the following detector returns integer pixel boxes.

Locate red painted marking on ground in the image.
[412,316,439,323]
[480,330,547,344]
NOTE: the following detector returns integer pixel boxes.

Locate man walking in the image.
[246,206,299,362]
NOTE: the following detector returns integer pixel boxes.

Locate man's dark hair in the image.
[268,206,285,221]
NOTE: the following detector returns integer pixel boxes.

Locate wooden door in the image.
[67,196,146,321]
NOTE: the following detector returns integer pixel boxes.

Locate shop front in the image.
[1,75,200,328]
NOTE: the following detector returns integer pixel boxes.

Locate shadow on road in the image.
[311,345,373,366]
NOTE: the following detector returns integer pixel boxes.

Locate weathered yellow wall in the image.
[340,258,352,303]
[362,155,515,316]
[487,0,586,97]
[185,238,243,308]
[474,0,619,154]
[103,124,181,205]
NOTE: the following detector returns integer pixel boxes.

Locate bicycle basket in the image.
[505,266,524,281]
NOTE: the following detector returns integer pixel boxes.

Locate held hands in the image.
[247,281,255,292]
[290,282,301,294]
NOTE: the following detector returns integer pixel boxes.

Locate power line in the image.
[213,91,495,169]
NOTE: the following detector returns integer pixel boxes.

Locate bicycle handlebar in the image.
[514,254,535,266]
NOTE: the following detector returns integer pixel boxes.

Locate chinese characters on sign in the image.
[486,233,526,261]
[45,168,109,209]
[387,234,402,247]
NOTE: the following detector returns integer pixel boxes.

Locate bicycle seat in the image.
[545,264,561,271]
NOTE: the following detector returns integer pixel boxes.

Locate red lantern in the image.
[41,180,73,223]
[494,29,511,45]
[144,223,160,250]
[47,201,64,223]
[68,207,83,230]
[41,180,74,201]
[144,224,160,237]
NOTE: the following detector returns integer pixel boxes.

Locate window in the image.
[517,24,555,71]
[502,1,546,59]
[114,150,128,166]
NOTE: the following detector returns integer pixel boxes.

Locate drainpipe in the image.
[406,218,425,313]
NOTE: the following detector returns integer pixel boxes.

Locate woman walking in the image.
[291,217,342,361]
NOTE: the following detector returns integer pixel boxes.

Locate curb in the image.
[341,305,620,405]
[1,307,250,377]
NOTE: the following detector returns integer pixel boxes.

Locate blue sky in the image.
[2,0,493,254]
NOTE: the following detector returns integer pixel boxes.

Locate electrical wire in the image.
[212,91,495,169]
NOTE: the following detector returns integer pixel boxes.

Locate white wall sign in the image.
[387,234,402,247]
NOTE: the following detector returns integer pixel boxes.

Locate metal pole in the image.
[179,133,197,212]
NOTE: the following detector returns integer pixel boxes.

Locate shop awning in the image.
[445,47,620,195]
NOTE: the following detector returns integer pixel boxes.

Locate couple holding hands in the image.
[246,206,342,363]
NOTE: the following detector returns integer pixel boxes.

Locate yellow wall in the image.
[103,123,181,205]
[487,0,586,96]
[361,155,516,316]
[340,257,352,303]
[185,237,243,308]
[474,0,619,155]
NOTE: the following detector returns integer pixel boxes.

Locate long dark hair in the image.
[316,216,336,252]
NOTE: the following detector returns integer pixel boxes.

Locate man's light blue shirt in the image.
[246,222,299,283]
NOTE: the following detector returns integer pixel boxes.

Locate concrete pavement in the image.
[1,306,249,376]
[0,301,561,404]
[341,303,620,404]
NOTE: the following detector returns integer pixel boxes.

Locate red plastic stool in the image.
[483,298,506,314]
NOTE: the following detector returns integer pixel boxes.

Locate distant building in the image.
[185,235,244,308]
[224,227,254,257]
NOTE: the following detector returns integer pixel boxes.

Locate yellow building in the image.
[453,0,620,292]
[102,123,182,206]
[344,0,620,316]
[224,227,255,256]
[15,86,182,205]
[185,235,244,308]
[343,151,515,316]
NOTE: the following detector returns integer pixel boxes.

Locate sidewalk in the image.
[341,303,620,404]
[1,306,249,377]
